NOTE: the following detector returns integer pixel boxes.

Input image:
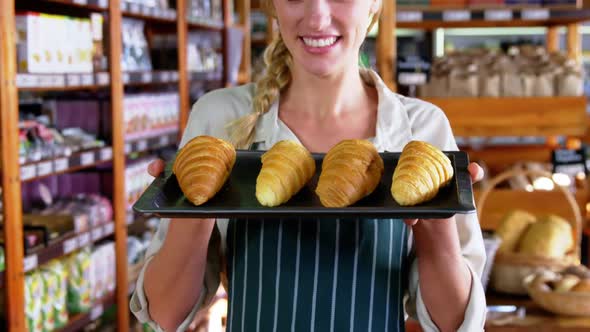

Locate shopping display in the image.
[124,93,180,141]
[419,46,584,98]
[121,18,152,72]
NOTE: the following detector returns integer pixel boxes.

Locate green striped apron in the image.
[226,217,409,332]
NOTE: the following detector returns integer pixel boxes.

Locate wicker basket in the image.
[477,168,583,295]
[524,273,590,316]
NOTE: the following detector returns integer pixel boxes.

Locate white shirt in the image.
[130,70,487,332]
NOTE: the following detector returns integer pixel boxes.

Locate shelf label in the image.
[92,227,104,241]
[81,74,94,86]
[171,71,179,81]
[484,9,513,21]
[126,213,134,225]
[161,71,172,82]
[73,0,88,4]
[398,72,427,86]
[137,140,148,151]
[123,72,130,84]
[16,74,36,88]
[78,232,91,247]
[130,3,140,13]
[159,135,170,146]
[21,165,36,181]
[397,11,423,23]
[54,158,69,172]
[63,238,78,254]
[38,75,53,87]
[141,72,153,83]
[96,72,109,85]
[90,304,104,320]
[443,10,471,22]
[67,74,81,87]
[141,5,151,15]
[521,9,549,21]
[24,255,38,272]
[100,147,113,161]
[97,0,108,8]
[104,222,115,236]
[81,151,95,166]
[36,161,53,176]
[124,143,132,154]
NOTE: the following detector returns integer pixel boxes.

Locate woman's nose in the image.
[305,0,331,31]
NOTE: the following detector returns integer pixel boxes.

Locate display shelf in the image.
[396,6,590,29]
[190,71,223,82]
[425,97,587,137]
[57,292,116,332]
[124,130,178,154]
[16,72,110,91]
[20,146,113,183]
[123,70,179,86]
[121,2,177,22]
[23,221,115,273]
[41,0,108,11]
[187,17,225,31]
[462,145,553,173]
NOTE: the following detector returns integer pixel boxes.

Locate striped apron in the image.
[225,217,409,332]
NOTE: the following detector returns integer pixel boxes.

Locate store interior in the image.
[1,0,590,331]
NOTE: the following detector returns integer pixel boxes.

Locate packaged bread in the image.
[518,215,574,258]
[495,210,536,253]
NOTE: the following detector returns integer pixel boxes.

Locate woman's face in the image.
[272,0,380,77]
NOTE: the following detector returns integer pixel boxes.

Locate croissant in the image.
[391,140,453,206]
[256,140,315,207]
[173,135,236,206]
[316,139,384,207]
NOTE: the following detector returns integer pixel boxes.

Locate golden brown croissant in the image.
[391,140,453,206]
[173,135,236,206]
[256,140,315,207]
[316,139,384,207]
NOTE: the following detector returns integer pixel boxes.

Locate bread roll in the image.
[316,139,384,207]
[495,210,537,254]
[518,215,574,258]
[256,140,315,207]
[173,135,236,206]
[391,140,454,206]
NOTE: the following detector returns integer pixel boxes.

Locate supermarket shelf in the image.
[41,0,108,11]
[124,130,178,154]
[187,17,225,31]
[424,97,587,137]
[57,292,116,332]
[396,6,590,29]
[121,2,177,23]
[123,70,179,86]
[23,221,115,273]
[20,147,113,183]
[16,72,110,91]
[190,71,223,82]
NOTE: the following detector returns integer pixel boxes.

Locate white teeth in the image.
[302,37,337,48]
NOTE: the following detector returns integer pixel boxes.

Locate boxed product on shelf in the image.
[44,260,69,329]
[123,0,170,10]
[124,93,180,140]
[122,18,153,72]
[188,32,223,74]
[67,248,92,314]
[125,158,157,211]
[187,0,223,24]
[25,271,44,332]
[16,12,94,74]
[90,242,116,301]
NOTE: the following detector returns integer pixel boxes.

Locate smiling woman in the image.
[131,0,487,331]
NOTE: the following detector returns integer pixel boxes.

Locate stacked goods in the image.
[123,93,180,140]
[419,46,584,98]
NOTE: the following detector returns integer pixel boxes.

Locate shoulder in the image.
[181,83,256,146]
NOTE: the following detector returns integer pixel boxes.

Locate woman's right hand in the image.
[147,159,166,177]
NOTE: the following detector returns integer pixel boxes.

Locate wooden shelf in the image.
[424,97,587,137]
[397,6,590,29]
[121,3,177,23]
[189,71,223,82]
[124,130,178,154]
[19,147,112,183]
[462,145,553,174]
[16,73,110,92]
[187,17,225,31]
[57,292,116,332]
[40,0,108,11]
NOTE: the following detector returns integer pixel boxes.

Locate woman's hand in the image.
[147,159,166,177]
[404,162,484,226]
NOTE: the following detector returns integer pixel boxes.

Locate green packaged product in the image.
[44,260,69,329]
[67,248,92,314]
[24,271,44,332]
[0,246,5,272]
[40,269,56,332]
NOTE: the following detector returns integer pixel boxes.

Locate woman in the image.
[131,0,487,331]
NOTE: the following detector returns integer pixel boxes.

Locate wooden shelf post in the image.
[376,0,395,91]
[567,23,581,63]
[546,25,560,53]
[108,1,130,330]
[177,0,190,135]
[0,1,26,330]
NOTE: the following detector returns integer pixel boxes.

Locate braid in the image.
[226,34,292,149]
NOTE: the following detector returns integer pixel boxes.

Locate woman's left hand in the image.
[404,162,484,226]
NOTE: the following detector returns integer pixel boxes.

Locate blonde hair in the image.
[226,1,381,149]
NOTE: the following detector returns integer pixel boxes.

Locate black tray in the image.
[133,150,475,219]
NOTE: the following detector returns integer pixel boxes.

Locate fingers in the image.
[468,162,484,184]
[148,159,166,177]
[404,219,418,226]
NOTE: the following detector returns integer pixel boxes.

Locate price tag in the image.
[398,72,427,86]
[78,232,91,247]
[443,10,471,22]
[484,10,513,21]
[521,9,549,21]
[36,161,53,176]
[127,213,134,225]
[81,74,94,86]
[67,74,81,87]
[130,3,140,13]
[100,147,113,161]
[172,71,179,81]
[124,143,132,154]
[21,165,36,181]
[63,238,78,254]
[92,227,104,241]
[16,74,35,88]
[80,151,95,166]
[159,135,170,146]
[24,255,38,272]
[90,304,104,321]
[141,72,153,83]
[104,222,115,236]
[54,158,69,172]
[137,140,148,151]
[397,11,423,23]
[167,9,177,19]
[96,72,110,85]
[73,0,88,5]
[123,72,130,84]
[39,75,53,87]
[97,0,108,8]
